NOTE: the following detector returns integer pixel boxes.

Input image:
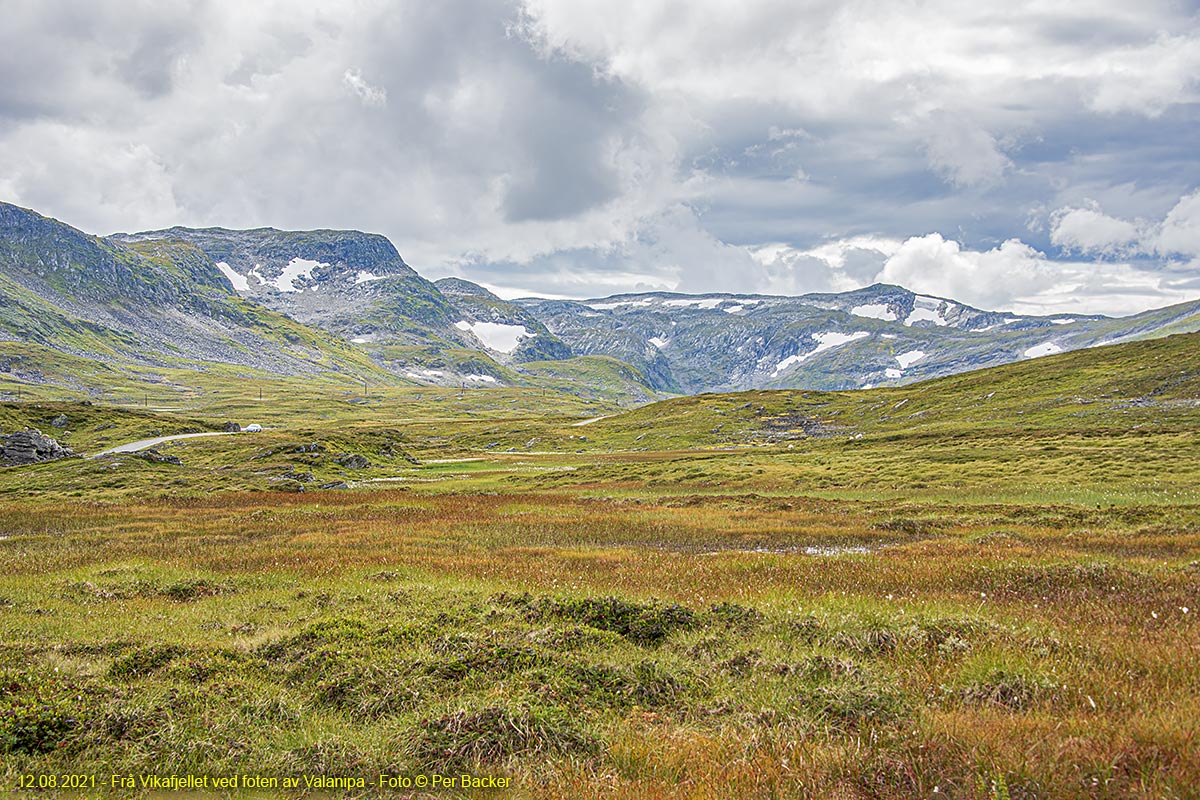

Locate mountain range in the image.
[3,200,1199,401]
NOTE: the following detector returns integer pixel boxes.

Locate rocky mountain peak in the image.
[118,226,418,295]
[433,277,500,300]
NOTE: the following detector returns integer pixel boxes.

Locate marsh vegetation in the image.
[1,334,1198,798]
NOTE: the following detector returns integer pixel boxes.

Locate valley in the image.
[5,3,1197,795]
[0,332,1197,798]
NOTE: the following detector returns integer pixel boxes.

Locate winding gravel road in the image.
[92,431,244,458]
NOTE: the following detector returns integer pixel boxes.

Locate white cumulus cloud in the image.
[1157,190,1200,258]
[1050,203,1142,255]
[874,233,1197,315]
[877,235,1052,310]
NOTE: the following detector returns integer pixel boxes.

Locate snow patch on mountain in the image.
[455,320,531,353]
[275,258,327,292]
[895,350,926,368]
[590,299,653,310]
[355,271,387,284]
[1024,342,1062,358]
[851,303,898,321]
[885,367,903,378]
[215,261,249,292]
[649,337,669,349]
[905,296,950,327]
[773,331,870,375]
[663,297,723,309]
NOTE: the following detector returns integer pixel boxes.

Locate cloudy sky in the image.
[2,0,1199,315]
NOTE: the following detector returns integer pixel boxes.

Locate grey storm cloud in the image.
[0,0,1198,314]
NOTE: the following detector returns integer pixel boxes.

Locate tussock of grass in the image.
[498,593,697,645]
[408,704,597,769]
[109,644,187,679]
[953,656,1062,711]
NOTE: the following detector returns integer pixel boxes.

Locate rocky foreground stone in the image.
[0,428,76,466]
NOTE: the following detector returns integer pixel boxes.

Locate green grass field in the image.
[1,335,1198,798]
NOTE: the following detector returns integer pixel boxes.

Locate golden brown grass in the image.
[1,484,1197,798]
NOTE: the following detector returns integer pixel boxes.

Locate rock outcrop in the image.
[335,453,371,469]
[135,448,183,466]
[0,429,75,466]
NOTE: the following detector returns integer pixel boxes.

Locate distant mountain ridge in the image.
[2,201,1199,400]
[0,203,658,403]
[517,285,1200,392]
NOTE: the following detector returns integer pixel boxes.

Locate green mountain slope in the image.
[122,226,465,348]
[559,331,1200,450]
[0,202,392,392]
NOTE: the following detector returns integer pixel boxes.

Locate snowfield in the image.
[589,299,653,310]
[851,303,898,321]
[215,261,249,292]
[905,297,951,327]
[1024,342,1062,358]
[663,298,723,309]
[274,258,327,292]
[773,331,870,375]
[455,320,531,353]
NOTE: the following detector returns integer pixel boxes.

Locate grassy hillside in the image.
[575,330,1200,448]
